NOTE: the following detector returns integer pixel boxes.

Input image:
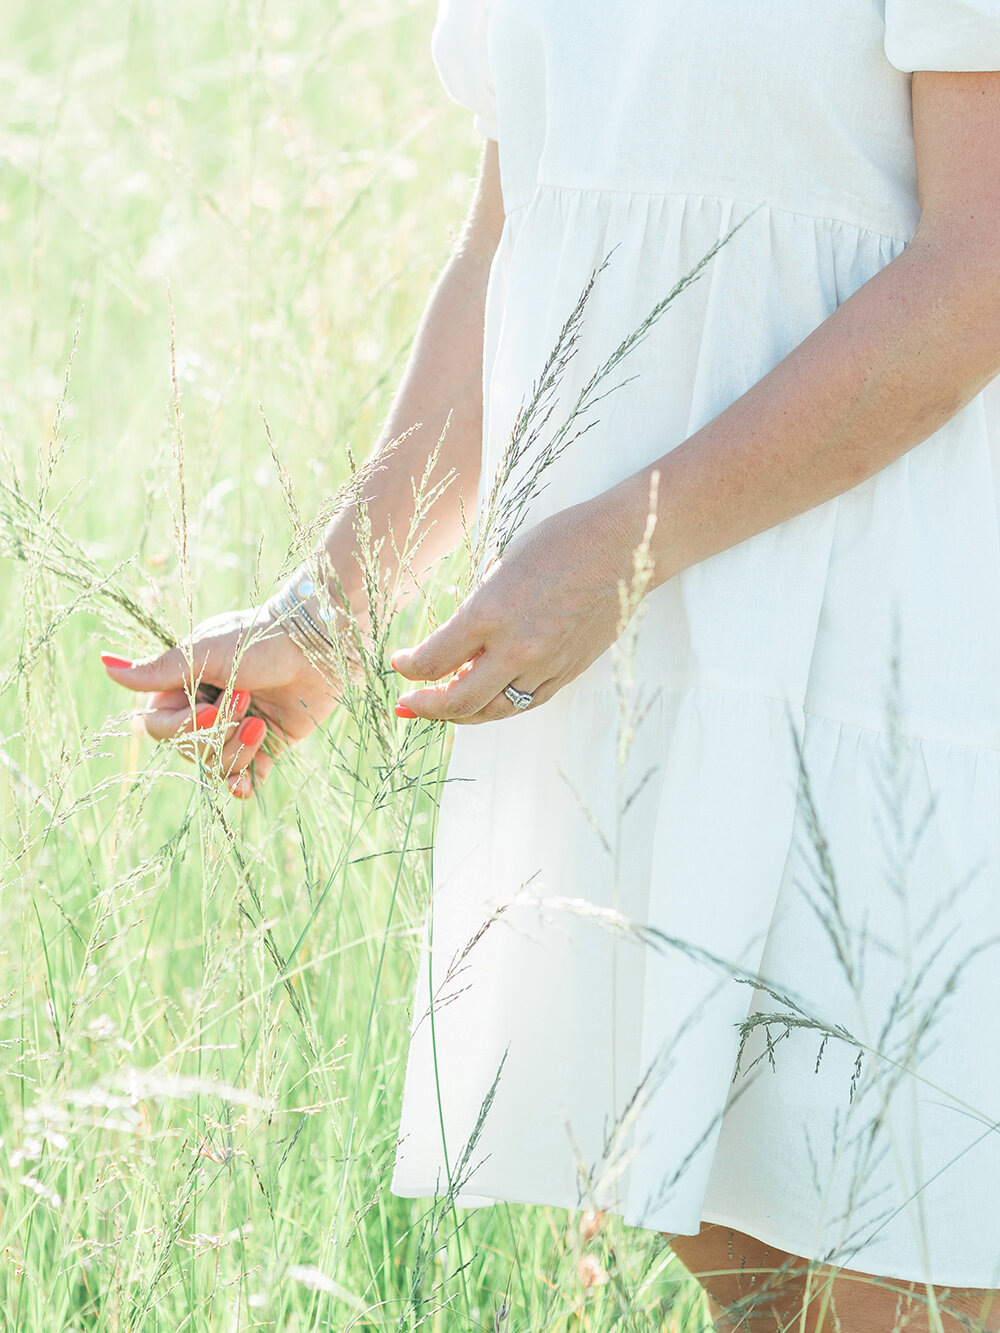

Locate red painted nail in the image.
[394,704,417,719]
[195,706,218,729]
[239,716,267,747]
[100,653,133,669]
[232,689,251,712]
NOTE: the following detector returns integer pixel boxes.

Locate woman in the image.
[102,1,1000,1327]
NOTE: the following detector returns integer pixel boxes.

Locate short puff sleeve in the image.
[885,0,1000,72]
[431,0,498,140]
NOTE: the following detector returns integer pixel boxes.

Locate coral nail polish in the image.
[395,704,417,719]
[232,689,251,712]
[100,653,133,669]
[240,716,267,747]
[195,706,218,729]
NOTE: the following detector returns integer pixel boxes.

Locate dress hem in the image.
[389,1181,1000,1291]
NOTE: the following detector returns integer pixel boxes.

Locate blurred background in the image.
[0,3,702,1328]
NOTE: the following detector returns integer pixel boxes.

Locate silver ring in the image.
[503,684,534,711]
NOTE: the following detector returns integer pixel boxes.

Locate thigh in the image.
[667,1222,1000,1332]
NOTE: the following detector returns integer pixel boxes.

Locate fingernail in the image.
[100,653,133,669]
[232,689,251,712]
[394,703,417,719]
[239,716,267,747]
[228,775,249,798]
[195,706,218,729]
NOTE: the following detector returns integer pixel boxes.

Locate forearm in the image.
[322,248,488,608]
[603,223,1000,587]
[281,144,504,621]
[310,254,487,621]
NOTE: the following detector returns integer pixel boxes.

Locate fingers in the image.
[458,677,554,724]
[171,705,271,799]
[137,687,270,797]
[140,688,250,745]
[396,652,553,724]
[394,650,490,720]
[163,699,270,799]
[391,594,543,721]
[100,644,213,695]
[232,744,274,798]
[220,715,270,798]
[390,609,483,685]
[102,649,272,798]
[141,699,219,744]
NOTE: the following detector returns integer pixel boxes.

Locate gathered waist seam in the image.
[503,181,913,246]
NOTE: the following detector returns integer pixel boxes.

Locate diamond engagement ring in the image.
[503,684,534,711]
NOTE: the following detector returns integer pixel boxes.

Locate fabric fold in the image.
[431,0,498,138]
[884,0,1000,72]
[401,0,1000,1287]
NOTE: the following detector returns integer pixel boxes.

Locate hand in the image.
[391,499,635,724]
[100,601,344,797]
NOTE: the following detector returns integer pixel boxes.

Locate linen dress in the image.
[390,0,1000,1288]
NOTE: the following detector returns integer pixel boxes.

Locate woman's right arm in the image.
[299,137,504,620]
[100,139,504,796]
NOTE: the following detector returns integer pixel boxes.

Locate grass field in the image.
[0,3,709,1328]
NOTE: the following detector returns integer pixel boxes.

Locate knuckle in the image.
[450,696,483,721]
[476,605,509,644]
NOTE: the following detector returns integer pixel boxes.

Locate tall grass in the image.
[3,5,993,1332]
[0,3,705,1328]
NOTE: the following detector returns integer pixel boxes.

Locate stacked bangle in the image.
[267,569,357,683]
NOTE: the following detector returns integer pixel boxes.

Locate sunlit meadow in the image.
[0,3,706,1328]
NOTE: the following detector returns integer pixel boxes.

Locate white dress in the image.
[390,0,1000,1288]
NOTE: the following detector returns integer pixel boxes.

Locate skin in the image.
[392,71,1000,723]
[104,69,1000,1324]
[101,140,502,794]
[668,1221,1000,1332]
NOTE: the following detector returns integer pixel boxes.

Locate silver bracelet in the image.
[268,571,357,682]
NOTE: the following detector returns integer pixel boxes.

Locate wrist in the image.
[266,557,366,683]
[273,548,368,626]
[594,467,670,600]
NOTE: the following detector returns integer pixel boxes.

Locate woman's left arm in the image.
[393,71,1000,723]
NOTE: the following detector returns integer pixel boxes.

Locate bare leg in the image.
[667,1222,1000,1333]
